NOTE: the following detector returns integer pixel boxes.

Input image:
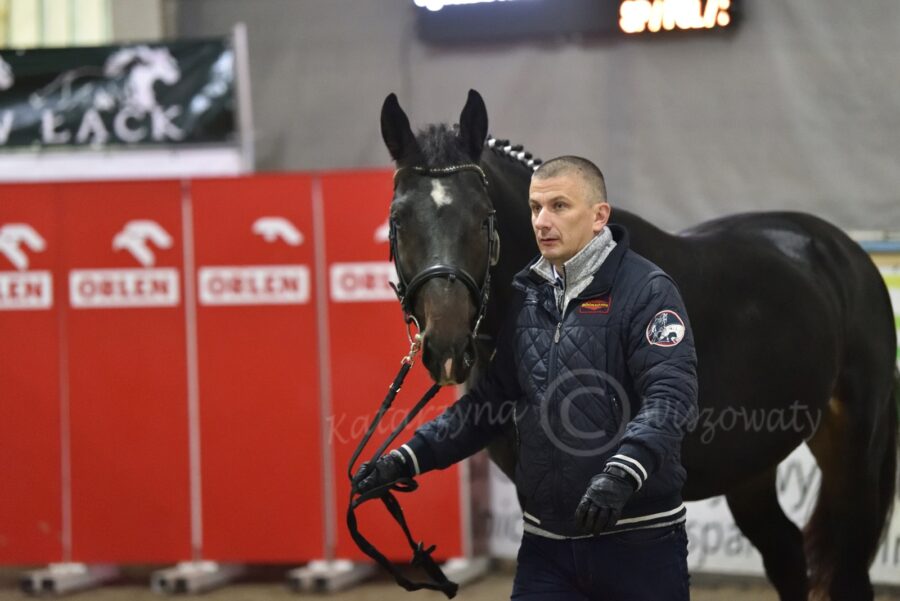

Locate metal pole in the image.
[312,176,336,560]
[231,22,255,173]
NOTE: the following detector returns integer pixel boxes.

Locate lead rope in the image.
[346,331,459,599]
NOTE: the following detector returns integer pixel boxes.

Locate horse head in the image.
[104,46,180,113]
[381,90,497,385]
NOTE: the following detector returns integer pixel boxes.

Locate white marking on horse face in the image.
[431,180,453,208]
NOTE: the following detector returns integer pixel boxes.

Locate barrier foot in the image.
[20,563,118,595]
[151,561,244,594]
[287,560,375,592]
[441,555,490,587]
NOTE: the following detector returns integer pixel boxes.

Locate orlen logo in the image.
[69,220,179,309]
[251,217,303,246]
[0,223,53,310]
[329,218,397,303]
[198,216,310,306]
[112,220,173,267]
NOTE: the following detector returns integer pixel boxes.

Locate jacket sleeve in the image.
[400,317,522,475]
[607,274,698,490]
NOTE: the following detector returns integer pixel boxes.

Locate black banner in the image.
[0,39,236,148]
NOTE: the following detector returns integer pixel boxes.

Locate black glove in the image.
[574,465,638,535]
[353,450,414,494]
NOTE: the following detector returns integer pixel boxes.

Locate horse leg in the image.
[806,370,899,600]
[726,467,809,601]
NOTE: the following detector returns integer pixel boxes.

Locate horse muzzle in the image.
[421,332,477,386]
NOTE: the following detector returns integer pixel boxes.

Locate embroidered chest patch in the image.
[646,310,686,347]
[578,295,612,314]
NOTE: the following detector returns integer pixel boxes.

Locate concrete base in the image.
[20,563,118,596]
[151,561,244,594]
[442,555,490,587]
[287,560,376,592]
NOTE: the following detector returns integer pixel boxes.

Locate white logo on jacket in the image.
[646,310,685,347]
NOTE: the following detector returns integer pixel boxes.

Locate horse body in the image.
[381,90,898,601]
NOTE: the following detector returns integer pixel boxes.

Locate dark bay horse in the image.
[381,89,898,601]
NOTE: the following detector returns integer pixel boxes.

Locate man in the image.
[356,156,698,600]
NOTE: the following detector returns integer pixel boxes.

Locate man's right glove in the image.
[352,449,414,494]
[574,464,637,535]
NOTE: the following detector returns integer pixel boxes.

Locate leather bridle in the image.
[346,163,499,599]
[388,164,498,342]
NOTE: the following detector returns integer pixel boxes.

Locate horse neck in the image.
[611,208,680,266]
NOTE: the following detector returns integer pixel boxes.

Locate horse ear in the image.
[458,89,488,161]
[381,93,421,165]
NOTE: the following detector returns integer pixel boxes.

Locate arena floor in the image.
[2,568,900,600]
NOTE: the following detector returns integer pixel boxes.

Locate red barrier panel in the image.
[321,171,463,561]
[0,184,63,563]
[191,175,324,562]
[1,171,470,567]
[61,181,191,563]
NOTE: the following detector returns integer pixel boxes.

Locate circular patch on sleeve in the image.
[646,310,686,347]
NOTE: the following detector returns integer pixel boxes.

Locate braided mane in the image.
[414,124,542,172]
[486,136,542,171]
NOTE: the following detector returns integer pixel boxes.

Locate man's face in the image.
[529,173,610,269]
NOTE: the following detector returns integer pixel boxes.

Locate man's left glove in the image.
[574,464,638,535]
[352,449,414,494]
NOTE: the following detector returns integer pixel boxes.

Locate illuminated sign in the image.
[414,0,518,11]
[620,0,732,34]
[415,0,736,43]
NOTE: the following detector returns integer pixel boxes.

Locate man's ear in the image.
[594,203,611,234]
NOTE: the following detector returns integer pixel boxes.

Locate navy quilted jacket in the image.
[405,224,698,537]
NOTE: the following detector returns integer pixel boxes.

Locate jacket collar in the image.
[515,224,630,298]
[530,226,614,288]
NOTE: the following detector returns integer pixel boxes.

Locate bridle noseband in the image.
[388,163,497,341]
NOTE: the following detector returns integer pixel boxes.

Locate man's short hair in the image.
[533,156,607,205]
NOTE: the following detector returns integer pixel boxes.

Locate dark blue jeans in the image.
[511,524,690,600]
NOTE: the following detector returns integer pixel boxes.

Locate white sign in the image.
[69,268,179,308]
[198,265,310,306]
[684,445,900,585]
[0,271,52,310]
[0,223,53,310]
[330,261,397,302]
